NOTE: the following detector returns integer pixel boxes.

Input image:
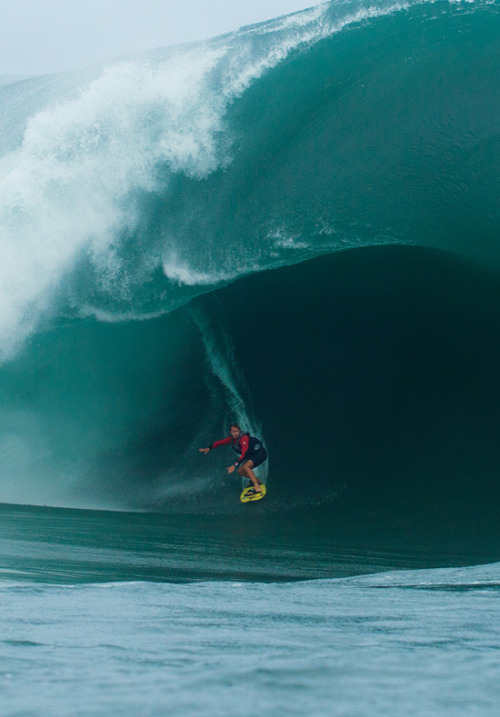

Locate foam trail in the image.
[188,300,268,485]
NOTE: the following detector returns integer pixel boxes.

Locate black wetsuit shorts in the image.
[246,446,267,469]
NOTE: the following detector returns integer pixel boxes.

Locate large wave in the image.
[0,0,498,521]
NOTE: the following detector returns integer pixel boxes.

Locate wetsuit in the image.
[210,432,268,469]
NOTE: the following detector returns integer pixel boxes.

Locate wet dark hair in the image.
[230,423,241,430]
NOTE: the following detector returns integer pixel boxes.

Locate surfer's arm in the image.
[199,436,231,455]
[199,437,231,454]
[210,437,232,449]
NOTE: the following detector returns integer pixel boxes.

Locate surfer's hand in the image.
[199,448,210,455]
[227,465,236,474]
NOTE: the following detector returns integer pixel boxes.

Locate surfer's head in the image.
[230,423,241,439]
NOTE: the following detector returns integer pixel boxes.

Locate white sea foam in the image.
[0,0,453,359]
[0,45,227,359]
[162,259,229,286]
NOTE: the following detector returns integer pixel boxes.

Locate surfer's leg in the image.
[238,461,262,492]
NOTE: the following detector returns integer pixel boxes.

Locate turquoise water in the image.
[1,504,500,714]
[1,0,499,713]
[0,0,498,511]
[2,503,500,715]
[2,561,499,716]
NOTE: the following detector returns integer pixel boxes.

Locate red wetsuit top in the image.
[210,433,263,466]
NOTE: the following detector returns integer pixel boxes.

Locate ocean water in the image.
[1,504,500,716]
[1,0,499,713]
[1,564,499,716]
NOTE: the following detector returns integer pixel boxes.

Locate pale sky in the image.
[0,0,320,76]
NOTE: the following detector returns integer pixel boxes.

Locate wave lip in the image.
[1,1,496,357]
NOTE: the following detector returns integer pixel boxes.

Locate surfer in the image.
[199,423,267,493]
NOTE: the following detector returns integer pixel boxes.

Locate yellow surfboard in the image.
[240,483,267,503]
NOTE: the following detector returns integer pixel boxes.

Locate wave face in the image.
[0,1,499,539]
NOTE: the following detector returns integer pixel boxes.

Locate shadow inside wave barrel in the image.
[192,245,500,549]
[2,246,500,581]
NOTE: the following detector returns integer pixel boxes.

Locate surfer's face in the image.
[230,426,240,439]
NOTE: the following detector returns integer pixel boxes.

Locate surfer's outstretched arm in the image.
[199,436,232,455]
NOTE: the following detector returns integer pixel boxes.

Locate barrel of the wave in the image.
[199,423,267,502]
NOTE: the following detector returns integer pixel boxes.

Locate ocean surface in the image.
[0,0,499,714]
